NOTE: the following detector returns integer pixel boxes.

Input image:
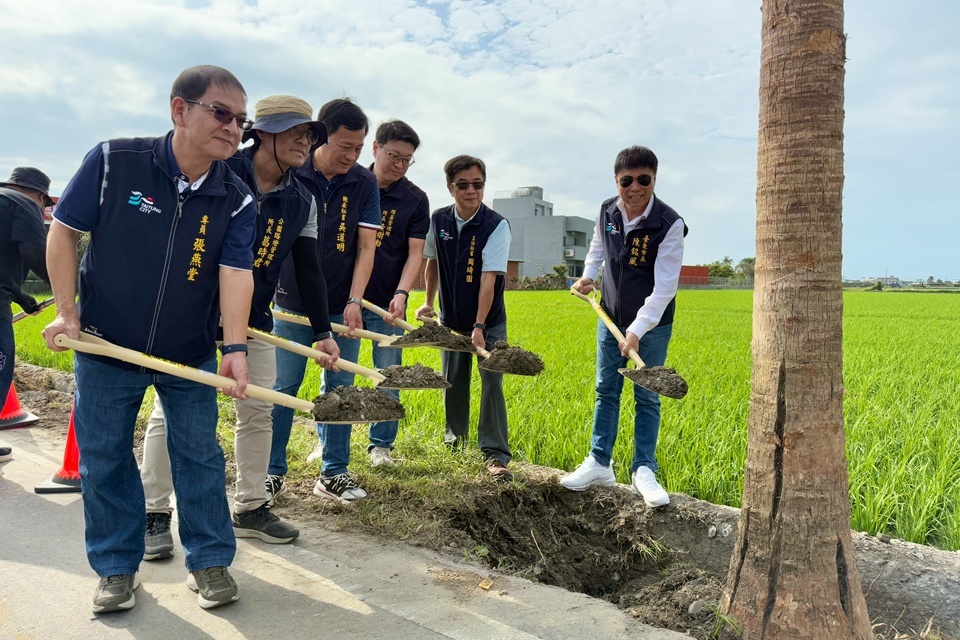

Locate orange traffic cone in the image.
[34,406,81,494]
[0,383,39,430]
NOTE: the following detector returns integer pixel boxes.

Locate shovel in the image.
[12,297,56,323]
[54,333,402,424]
[414,312,544,376]
[569,288,688,399]
[359,299,472,353]
[246,326,448,390]
[271,308,437,349]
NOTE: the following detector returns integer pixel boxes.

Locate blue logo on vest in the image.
[605,221,621,235]
[438,229,453,241]
[128,191,162,215]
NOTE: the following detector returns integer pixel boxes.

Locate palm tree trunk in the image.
[720,0,874,637]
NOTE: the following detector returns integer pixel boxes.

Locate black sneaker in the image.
[233,504,299,544]
[143,512,174,561]
[0,447,12,463]
[187,566,239,609]
[92,572,140,613]
[313,474,367,504]
[264,473,287,507]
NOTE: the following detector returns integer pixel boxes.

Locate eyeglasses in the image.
[284,124,320,145]
[452,180,485,191]
[618,174,654,188]
[183,99,254,131]
[381,146,415,167]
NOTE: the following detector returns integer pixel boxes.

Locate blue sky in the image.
[1,0,956,280]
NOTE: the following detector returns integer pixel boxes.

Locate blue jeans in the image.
[73,353,234,577]
[590,321,673,474]
[362,309,403,451]
[270,309,361,478]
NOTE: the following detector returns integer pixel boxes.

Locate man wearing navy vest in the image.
[417,155,514,479]
[269,98,381,504]
[0,167,53,459]
[42,65,257,613]
[561,146,686,508]
[138,95,340,559]
[362,119,429,467]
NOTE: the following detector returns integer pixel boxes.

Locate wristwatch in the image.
[314,330,334,342]
[473,322,487,330]
[346,297,362,307]
[219,343,248,355]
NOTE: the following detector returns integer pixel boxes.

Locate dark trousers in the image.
[0,312,13,406]
[440,322,510,464]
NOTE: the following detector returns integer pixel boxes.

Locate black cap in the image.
[1,167,54,207]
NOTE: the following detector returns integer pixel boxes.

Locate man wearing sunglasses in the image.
[417,155,514,479]
[361,119,429,467]
[139,95,340,558]
[561,146,687,508]
[42,65,257,613]
[270,98,381,504]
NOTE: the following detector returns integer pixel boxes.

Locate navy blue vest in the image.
[227,147,312,332]
[364,176,430,307]
[78,135,254,368]
[276,162,378,312]
[598,196,686,327]
[433,204,507,332]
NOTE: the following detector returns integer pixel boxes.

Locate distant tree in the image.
[927,275,935,285]
[708,255,736,279]
[735,257,756,280]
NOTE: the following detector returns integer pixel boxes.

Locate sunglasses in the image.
[618,174,654,188]
[452,180,485,191]
[184,99,254,131]
[285,124,321,145]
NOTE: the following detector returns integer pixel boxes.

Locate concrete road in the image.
[0,427,686,640]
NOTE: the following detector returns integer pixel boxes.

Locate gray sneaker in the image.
[233,504,299,544]
[92,572,140,613]
[187,566,239,609]
[144,512,174,560]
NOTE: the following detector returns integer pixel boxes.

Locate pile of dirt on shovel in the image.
[622,367,688,399]
[378,364,451,389]
[391,322,475,351]
[311,386,406,422]
[479,340,544,375]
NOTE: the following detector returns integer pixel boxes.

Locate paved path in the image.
[0,427,686,639]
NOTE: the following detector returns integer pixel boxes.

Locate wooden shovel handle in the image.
[271,308,390,342]
[569,287,646,368]
[54,333,314,413]
[360,299,417,332]
[246,326,386,383]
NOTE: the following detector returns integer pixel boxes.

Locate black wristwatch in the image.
[220,343,248,356]
[314,331,334,342]
[394,289,409,298]
[473,322,487,330]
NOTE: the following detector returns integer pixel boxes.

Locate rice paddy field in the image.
[13,289,960,550]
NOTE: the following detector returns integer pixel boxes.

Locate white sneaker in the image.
[369,447,395,467]
[305,441,323,465]
[560,455,616,491]
[632,466,670,507]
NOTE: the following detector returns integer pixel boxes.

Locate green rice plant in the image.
[13,289,960,550]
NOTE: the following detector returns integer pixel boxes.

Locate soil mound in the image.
[311,386,405,422]
[378,364,451,389]
[621,366,688,399]
[479,340,544,376]
[393,322,475,351]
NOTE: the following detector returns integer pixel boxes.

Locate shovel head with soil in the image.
[246,326,449,391]
[569,288,688,399]
[417,313,545,376]
[271,308,439,350]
